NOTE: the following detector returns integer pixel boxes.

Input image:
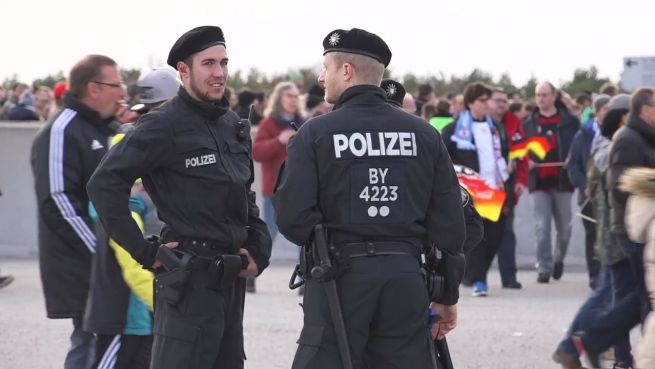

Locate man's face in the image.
[281,86,299,114]
[450,94,464,115]
[318,53,343,104]
[641,94,655,126]
[468,94,490,119]
[535,83,556,112]
[403,94,417,114]
[184,45,229,103]
[489,91,509,117]
[92,65,127,119]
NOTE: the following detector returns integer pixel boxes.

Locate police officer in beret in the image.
[275,28,466,369]
[380,78,406,108]
[87,25,271,369]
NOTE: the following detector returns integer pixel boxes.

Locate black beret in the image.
[322,28,391,67]
[167,26,225,69]
[380,79,406,107]
[306,84,325,109]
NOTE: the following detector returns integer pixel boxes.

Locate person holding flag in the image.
[442,82,511,297]
[524,82,580,284]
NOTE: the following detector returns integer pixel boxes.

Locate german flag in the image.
[509,136,552,160]
[454,165,506,222]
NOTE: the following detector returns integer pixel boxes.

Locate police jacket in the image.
[30,94,116,318]
[87,88,272,273]
[274,85,466,305]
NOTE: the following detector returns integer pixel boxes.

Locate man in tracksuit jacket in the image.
[31,54,129,369]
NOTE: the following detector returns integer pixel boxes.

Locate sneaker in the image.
[246,276,256,293]
[612,363,633,369]
[537,272,551,284]
[472,281,488,297]
[571,332,600,369]
[502,280,523,289]
[552,346,584,369]
[553,262,564,280]
[0,275,14,289]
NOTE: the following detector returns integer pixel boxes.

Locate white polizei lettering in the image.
[398,132,413,156]
[365,133,381,156]
[185,154,217,168]
[379,168,388,184]
[378,132,386,155]
[412,132,417,156]
[349,133,367,157]
[369,168,379,184]
[333,134,349,158]
[384,132,400,156]
[332,132,417,158]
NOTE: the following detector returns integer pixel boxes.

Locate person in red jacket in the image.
[251,81,302,291]
[489,88,528,289]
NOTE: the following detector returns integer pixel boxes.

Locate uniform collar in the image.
[333,85,387,110]
[178,87,229,120]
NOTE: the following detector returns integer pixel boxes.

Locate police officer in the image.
[274,28,466,369]
[87,26,272,369]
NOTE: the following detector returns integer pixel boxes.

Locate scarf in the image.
[451,110,495,150]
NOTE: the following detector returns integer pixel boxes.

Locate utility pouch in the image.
[205,255,247,291]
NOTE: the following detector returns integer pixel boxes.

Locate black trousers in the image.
[150,268,245,369]
[292,255,435,369]
[95,334,152,369]
[465,215,506,284]
[581,200,600,281]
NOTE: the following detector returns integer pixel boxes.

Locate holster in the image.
[205,255,247,291]
[422,245,445,301]
[154,246,192,306]
[421,267,445,301]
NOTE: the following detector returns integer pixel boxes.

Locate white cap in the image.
[136,68,180,104]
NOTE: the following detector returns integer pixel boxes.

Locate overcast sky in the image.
[2,0,653,89]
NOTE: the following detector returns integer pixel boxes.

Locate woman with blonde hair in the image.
[250,81,303,292]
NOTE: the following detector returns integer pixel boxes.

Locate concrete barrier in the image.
[0,121,586,268]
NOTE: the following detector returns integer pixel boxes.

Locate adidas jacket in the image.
[31,94,116,318]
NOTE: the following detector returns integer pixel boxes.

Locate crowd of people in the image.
[2,25,655,369]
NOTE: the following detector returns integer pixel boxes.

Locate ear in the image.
[86,82,98,99]
[177,61,189,79]
[343,62,354,82]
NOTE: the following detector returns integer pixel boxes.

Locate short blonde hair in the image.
[331,52,384,86]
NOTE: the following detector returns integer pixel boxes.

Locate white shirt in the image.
[472,122,500,189]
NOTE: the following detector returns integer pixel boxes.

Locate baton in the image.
[310,225,353,369]
[435,337,454,369]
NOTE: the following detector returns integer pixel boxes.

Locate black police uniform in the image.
[275,81,466,368]
[87,86,272,368]
[89,26,271,369]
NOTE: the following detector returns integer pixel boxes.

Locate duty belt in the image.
[336,241,421,259]
[177,238,237,259]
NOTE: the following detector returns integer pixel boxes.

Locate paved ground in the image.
[0,257,641,369]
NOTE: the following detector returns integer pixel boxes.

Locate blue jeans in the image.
[263,195,278,241]
[559,261,635,364]
[497,211,517,283]
[64,317,95,369]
